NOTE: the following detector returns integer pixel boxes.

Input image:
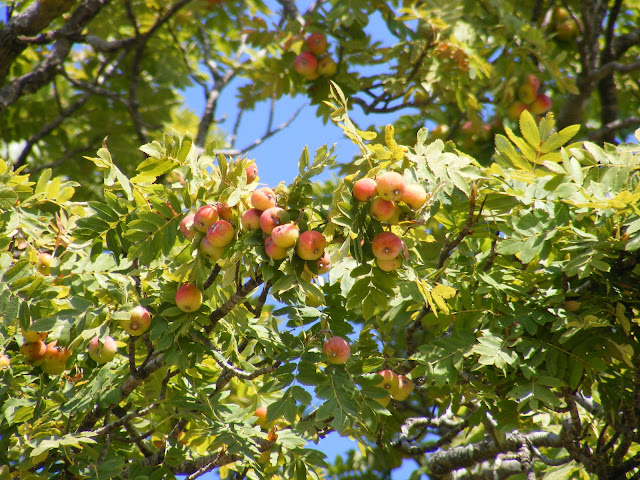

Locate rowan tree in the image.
[1,1,640,479]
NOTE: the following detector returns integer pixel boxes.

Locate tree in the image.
[1,1,640,479]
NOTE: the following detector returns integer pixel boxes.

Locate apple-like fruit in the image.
[175,284,203,312]
[323,336,350,364]
[294,52,319,80]
[391,374,414,401]
[264,236,288,260]
[0,354,10,369]
[369,197,396,222]
[194,205,219,233]
[376,172,406,202]
[88,335,117,364]
[316,251,331,274]
[122,305,152,335]
[206,220,235,247]
[556,20,578,41]
[200,237,225,261]
[507,101,529,121]
[372,232,403,260]
[296,230,326,261]
[373,370,399,406]
[461,120,476,136]
[241,208,262,230]
[251,187,277,211]
[271,222,299,248]
[260,207,290,235]
[21,340,46,364]
[255,406,268,427]
[41,341,72,375]
[401,184,428,210]
[376,256,402,272]
[216,202,233,221]
[529,93,552,115]
[22,320,48,343]
[353,177,377,202]
[306,33,328,56]
[245,162,258,183]
[518,82,538,105]
[431,124,450,139]
[317,56,337,76]
[180,213,197,240]
[37,253,53,275]
[564,300,581,312]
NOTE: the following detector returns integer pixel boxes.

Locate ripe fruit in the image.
[122,305,152,335]
[507,101,529,121]
[296,230,326,261]
[372,232,403,260]
[376,172,406,202]
[194,205,219,232]
[316,251,331,274]
[556,20,578,41]
[323,336,350,364]
[180,213,197,240]
[529,93,552,115]
[0,354,10,369]
[245,162,258,183]
[264,236,288,260]
[251,187,277,211]
[401,184,428,210]
[271,223,299,248]
[21,340,46,364]
[41,341,72,375]
[376,256,402,272]
[175,284,203,312]
[294,52,319,80]
[369,197,396,222]
[255,406,268,427]
[200,237,225,261]
[518,83,538,105]
[22,322,48,343]
[37,253,53,275]
[206,220,235,247]
[216,202,233,221]
[88,336,117,364]
[241,208,262,231]
[373,370,399,406]
[260,207,290,235]
[391,374,414,401]
[306,33,328,56]
[353,177,377,202]
[317,56,337,76]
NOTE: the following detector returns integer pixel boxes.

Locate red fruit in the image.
[376,172,406,202]
[122,305,152,336]
[241,208,262,231]
[251,187,277,211]
[296,230,326,261]
[316,251,331,274]
[41,341,72,375]
[175,284,203,312]
[245,162,258,183]
[264,236,288,260]
[194,205,219,233]
[369,197,396,222]
[374,369,399,406]
[372,232,403,260]
[507,101,529,121]
[180,213,197,240]
[260,207,290,235]
[401,184,428,210]
[206,220,235,247]
[294,52,319,80]
[216,202,233,221]
[271,223,299,248]
[518,82,538,105]
[353,177,377,202]
[323,336,350,364]
[88,336,117,364]
[529,93,552,115]
[200,236,225,261]
[306,33,328,56]
[376,256,402,272]
[255,406,268,427]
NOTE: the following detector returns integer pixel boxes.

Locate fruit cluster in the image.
[352,171,428,272]
[293,33,337,81]
[507,74,552,121]
[322,336,415,406]
[548,7,579,42]
[177,161,330,311]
